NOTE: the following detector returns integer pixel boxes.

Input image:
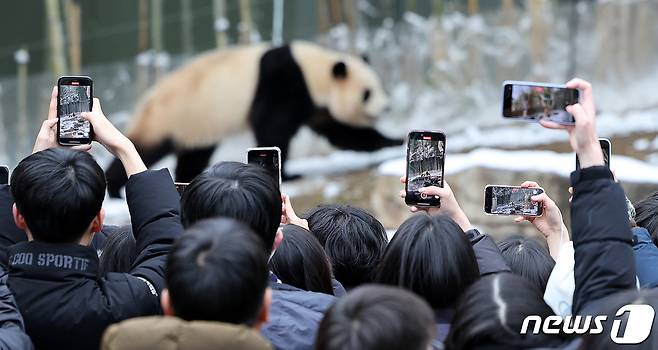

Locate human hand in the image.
[33,86,91,153]
[514,181,569,260]
[539,78,604,168]
[399,177,472,231]
[281,194,309,230]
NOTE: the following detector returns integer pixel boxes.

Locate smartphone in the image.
[502,80,579,125]
[576,138,611,170]
[174,182,189,196]
[247,147,281,187]
[57,76,93,145]
[0,165,8,185]
[484,185,544,217]
[405,131,446,207]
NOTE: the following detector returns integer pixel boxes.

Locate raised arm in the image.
[540,78,635,315]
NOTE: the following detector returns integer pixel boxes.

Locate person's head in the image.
[180,161,281,251]
[497,235,555,292]
[99,225,136,275]
[634,191,658,245]
[579,289,658,350]
[304,204,387,288]
[316,285,435,350]
[270,224,334,295]
[375,214,479,309]
[445,273,569,350]
[163,218,271,329]
[10,148,105,244]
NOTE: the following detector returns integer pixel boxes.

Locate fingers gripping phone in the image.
[502,80,579,125]
[57,76,93,145]
[484,185,544,217]
[247,147,282,188]
[576,138,611,170]
[405,131,446,207]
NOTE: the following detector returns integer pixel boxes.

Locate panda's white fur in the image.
[126,41,389,149]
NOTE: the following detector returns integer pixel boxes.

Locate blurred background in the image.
[1,0,657,236]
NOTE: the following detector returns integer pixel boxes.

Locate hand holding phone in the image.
[405,131,445,207]
[502,80,579,125]
[57,76,93,145]
[484,185,544,217]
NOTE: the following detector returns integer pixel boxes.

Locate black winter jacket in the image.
[0,169,183,350]
[570,166,636,315]
[0,267,32,350]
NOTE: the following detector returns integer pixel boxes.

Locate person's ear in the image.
[332,61,348,80]
[255,287,272,330]
[91,208,105,233]
[161,289,175,317]
[272,228,284,252]
[12,204,27,231]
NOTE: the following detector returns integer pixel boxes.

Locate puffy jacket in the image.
[102,316,272,350]
[632,226,658,288]
[570,166,636,315]
[262,281,336,350]
[1,169,183,350]
[0,267,32,350]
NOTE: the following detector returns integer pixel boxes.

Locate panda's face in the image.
[327,58,389,127]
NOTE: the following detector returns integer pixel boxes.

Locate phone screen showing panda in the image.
[405,131,445,207]
[247,148,281,187]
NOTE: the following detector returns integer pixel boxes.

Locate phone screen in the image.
[502,82,579,124]
[576,138,610,170]
[0,166,8,185]
[405,131,445,207]
[247,148,281,186]
[485,186,544,216]
[58,76,93,145]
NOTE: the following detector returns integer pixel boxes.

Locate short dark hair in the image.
[166,218,269,325]
[634,191,658,245]
[270,224,334,295]
[99,225,136,275]
[497,235,555,292]
[375,214,479,309]
[316,284,435,350]
[445,273,570,350]
[10,148,106,243]
[180,161,281,251]
[304,204,387,288]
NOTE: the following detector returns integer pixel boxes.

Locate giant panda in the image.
[106,41,403,197]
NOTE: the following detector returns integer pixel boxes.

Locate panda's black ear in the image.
[332,61,348,80]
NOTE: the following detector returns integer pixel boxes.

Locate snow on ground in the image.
[379,148,658,184]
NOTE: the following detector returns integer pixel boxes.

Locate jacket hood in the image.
[102,316,272,350]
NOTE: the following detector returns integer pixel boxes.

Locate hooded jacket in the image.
[102,316,272,350]
[0,169,184,350]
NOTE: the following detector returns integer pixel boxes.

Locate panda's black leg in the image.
[308,116,403,151]
[106,139,174,198]
[174,145,216,183]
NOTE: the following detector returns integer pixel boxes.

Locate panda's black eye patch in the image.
[362,89,371,103]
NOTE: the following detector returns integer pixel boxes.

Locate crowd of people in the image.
[0,78,656,350]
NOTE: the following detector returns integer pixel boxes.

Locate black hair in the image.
[375,214,479,309]
[98,225,136,275]
[10,148,106,243]
[579,288,658,350]
[497,235,555,292]
[270,224,334,295]
[634,191,658,245]
[180,161,281,251]
[445,273,569,350]
[316,284,435,350]
[166,217,269,325]
[304,204,387,288]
